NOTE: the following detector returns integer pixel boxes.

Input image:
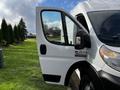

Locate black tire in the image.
[79,74,95,90]
[67,70,80,90]
[67,65,103,90]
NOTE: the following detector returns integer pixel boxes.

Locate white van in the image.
[36,0,120,90]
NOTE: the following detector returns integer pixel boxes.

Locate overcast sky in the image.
[0,0,82,33]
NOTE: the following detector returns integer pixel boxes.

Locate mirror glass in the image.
[75,37,81,45]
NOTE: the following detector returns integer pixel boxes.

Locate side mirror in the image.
[75,31,91,50]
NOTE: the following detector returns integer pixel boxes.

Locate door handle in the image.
[40,44,47,55]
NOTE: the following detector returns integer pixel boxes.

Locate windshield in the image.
[88,10,120,47]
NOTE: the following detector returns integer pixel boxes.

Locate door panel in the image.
[36,7,87,85]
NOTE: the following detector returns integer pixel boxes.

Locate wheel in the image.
[67,69,80,90]
[67,69,102,90]
[79,74,95,90]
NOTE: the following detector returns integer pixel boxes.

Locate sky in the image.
[0,0,83,34]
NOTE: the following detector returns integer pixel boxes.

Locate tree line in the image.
[0,18,27,46]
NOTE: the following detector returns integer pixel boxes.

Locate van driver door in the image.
[36,7,87,85]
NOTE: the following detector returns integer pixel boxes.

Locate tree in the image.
[18,18,27,41]
[14,25,20,43]
[0,29,2,45]
[0,18,27,45]
[0,29,2,42]
[7,24,14,44]
[1,18,8,44]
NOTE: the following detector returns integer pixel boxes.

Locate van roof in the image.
[71,0,120,15]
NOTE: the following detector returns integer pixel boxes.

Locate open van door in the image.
[36,7,89,85]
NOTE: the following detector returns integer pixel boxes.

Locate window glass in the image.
[65,16,78,45]
[88,10,120,47]
[76,14,89,32]
[42,11,65,44]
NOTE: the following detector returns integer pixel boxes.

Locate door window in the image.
[42,11,65,44]
[41,11,83,45]
[65,16,78,45]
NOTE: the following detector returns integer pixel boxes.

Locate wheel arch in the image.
[64,61,103,89]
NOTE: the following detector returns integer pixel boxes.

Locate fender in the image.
[64,61,104,90]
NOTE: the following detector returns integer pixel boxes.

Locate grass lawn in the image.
[0,39,66,90]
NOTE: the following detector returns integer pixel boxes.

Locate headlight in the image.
[100,45,120,72]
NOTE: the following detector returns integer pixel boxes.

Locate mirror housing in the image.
[75,31,91,50]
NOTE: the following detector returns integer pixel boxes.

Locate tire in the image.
[67,68,102,90]
[79,74,95,90]
[67,70,80,90]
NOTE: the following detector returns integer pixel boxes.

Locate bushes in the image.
[0,18,27,46]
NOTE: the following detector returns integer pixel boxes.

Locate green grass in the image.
[0,39,66,90]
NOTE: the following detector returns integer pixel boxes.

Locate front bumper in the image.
[99,71,120,90]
